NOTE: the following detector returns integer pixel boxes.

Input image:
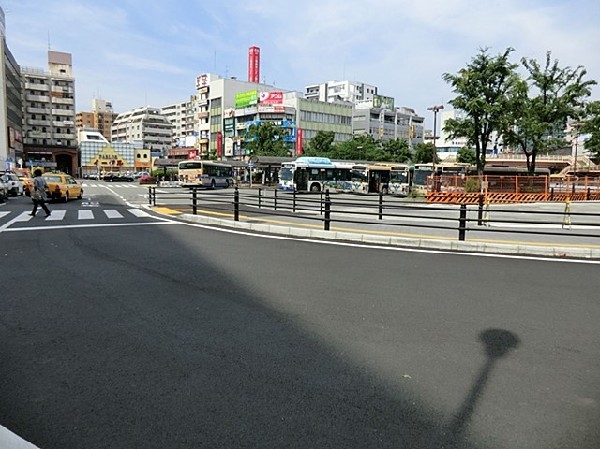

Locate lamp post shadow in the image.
[446,328,521,445]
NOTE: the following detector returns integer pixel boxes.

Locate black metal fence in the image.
[147,186,600,244]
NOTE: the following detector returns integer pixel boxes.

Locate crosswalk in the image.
[82,183,146,188]
[0,208,153,222]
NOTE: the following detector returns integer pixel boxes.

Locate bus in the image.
[277,157,352,193]
[346,164,392,194]
[411,163,469,194]
[178,160,233,188]
[374,163,411,196]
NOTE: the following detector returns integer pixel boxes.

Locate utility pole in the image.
[427,104,444,170]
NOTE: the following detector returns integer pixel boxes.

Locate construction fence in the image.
[426,175,600,204]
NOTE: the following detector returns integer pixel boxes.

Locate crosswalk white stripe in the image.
[46,210,66,221]
[104,209,124,219]
[78,210,94,220]
[128,209,151,217]
[0,211,10,219]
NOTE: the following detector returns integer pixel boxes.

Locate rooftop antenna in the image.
[47,31,51,50]
[214,50,217,73]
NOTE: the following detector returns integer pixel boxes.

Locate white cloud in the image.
[2,0,598,123]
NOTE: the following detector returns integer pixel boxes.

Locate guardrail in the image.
[147,186,600,244]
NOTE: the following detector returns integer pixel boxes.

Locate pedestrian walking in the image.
[30,169,51,217]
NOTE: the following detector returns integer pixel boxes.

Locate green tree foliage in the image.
[442,48,522,175]
[457,147,476,165]
[381,139,412,162]
[303,131,335,157]
[502,51,596,174]
[581,101,600,164]
[243,122,290,157]
[412,142,438,164]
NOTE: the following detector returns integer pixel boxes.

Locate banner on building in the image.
[217,132,223,158]
[259,91,283,104]
[296,128,303,156]
[235,90,258,108]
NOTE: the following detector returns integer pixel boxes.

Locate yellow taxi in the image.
[15,169,33,196]
[42,172,83,202]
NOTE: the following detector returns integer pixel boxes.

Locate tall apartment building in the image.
[21,51,77,174]
[305,80,378,104]
[0,7,23,171]
[161,98,198,148]
[353,102,424,144]
[111,106,172,155]
[75,98,118,141]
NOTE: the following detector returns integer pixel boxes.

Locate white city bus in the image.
[277,157,352,193]
[178,160,233,188]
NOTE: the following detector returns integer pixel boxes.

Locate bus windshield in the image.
[279,166,293,182]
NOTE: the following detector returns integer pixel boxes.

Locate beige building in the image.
[75,98,118,142]
[21,51,77,174]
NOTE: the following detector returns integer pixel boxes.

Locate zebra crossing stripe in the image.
[78,210,94,220]
[46,210,66,221]
[104,210,124,219]
[128,209,151,217]
[0,211,10,219]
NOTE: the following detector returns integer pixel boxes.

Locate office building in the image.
[21,51,77,174]
[75,98,118,142]
[111,106,172,156]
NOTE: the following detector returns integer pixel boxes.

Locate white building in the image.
[305,80,378,104]
[111,107,172,155]
[162,98,198,148]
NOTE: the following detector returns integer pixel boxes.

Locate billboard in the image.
[373,95,395,110]
[259,91,283,104]
[196,73,211,89]
[235,90,258,108]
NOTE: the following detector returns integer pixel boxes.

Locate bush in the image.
[464,178,481,193]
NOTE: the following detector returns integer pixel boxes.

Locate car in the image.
[42,172,83,202]
[132,171,150,180]
[0,177,7,202]
[0,173,24,196]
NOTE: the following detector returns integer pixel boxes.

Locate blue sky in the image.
[3,0,599,126]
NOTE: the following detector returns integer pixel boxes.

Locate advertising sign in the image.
[196,73,211,89]
[296,128,303,156]
[225,138,234,157]
[373,95,395,110]
[235,90,258,108]
[216,132,223,158]
[188,149,198,160]
[259,91,284,104]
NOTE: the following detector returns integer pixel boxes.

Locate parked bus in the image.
[374,163,411,196]
[277,157,352,192]
[178,160,233,188]
[411,163,470,193]
[346,164,392,194]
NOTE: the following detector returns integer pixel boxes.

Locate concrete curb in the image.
[178,213,600,259]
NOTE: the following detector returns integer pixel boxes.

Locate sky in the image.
[2,0,599,127]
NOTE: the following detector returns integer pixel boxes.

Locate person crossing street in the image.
[30,169,51,217]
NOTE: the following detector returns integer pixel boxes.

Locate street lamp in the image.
[570,122,582,176]
[427,104,444,169]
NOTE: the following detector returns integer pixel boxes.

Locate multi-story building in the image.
[75,98,118,142]
[0,7,23,171]
[305,80,378,104]
[111,106,172,156]
[78,128,136,177]
[21,51,77,174]
[162,98,198,148]
[353,100,424,145]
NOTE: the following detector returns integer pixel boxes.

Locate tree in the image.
[303,131,335,157]
[457,147,476,165]
[502,51,597,174]
[243,122,290,157]
[381,139,412,163]
[581,100,600,164]
[412,142,438,164]
[442,47,522,176]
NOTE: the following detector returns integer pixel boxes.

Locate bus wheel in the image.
[310,183,321,193]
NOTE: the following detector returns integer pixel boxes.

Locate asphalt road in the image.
[1,184,599,448]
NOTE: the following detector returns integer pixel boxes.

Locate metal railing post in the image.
[292,190,296,213]
[458,204,467,241]
[323,189,331,231]
[320,190,324,214]
[258,188,262,209]
[192,188,197,215]
[274,188,278,211]
[477,193,484,225]
[234,186,239,221]
[148,186,153,206]
[378,191,383,220]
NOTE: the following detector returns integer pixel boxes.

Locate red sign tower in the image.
[248,46,260,83]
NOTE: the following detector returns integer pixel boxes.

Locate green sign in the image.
[373,95,395,110]
[235,90,258,108]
